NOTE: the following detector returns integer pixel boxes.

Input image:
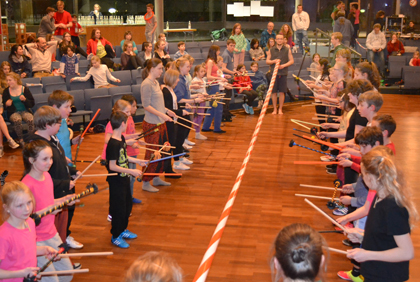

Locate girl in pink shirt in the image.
[0,181,56,281]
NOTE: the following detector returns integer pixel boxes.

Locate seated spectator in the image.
[409,51,420,66]
[0,62,11,94]
[8,45,31,78]
[260,22,276,49]
[121,41,142,70]
[120,31,138,55]
[310,53,321,78]
[264,37,276,56]
[87,28,116,69]
[154,40,171,67]
[404,20,416,34]
[279,24,294,48]
[386,33,405,58]
[373,10,385,31]
[1,72,35,146]
[157,33,169,53]
[333,10,354,46]
[174,41,189,60]
[249,38,265,61]
[366,23,386,76]
[138,41,154,68]
[59,45,79,78]
[59,31,87,58]
[24,37,58,78]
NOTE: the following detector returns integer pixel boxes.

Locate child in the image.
[191,64,209,140]
[233,64,258,115]
[0,181,57,281]
[346,147,418,282]
[372,114,396,154]
[229,23,247,68]
[59,46,80,78]
[124,252,183,282]
[22,140,76,282]
[174,42,189,60]
[0,91,20,157]
[271,223,326,282]
[157,33,169,53]
[70,55,120,88]
[69,15,84,48]
[408,51,420,66]
[264,37,275,56]
[249,62,268,109]
[354,62,381,90]
[249,38,265,61]
[106,110,145,248]
[0,61,11,94]
[335,48,354,79]
[357,90,384,125]
[144,3,157,45]
[309,53,321,77]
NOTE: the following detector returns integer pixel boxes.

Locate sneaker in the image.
[152,177,171,186]
[333,206,348,216]
[66,236,84,249]
[142,182,159,192]
[242,103,249,114]
[184,139,195,146]
[320,155,335,162]
[173,161,190,170]
[180,157,193,165]
[7,139,19,149]
[73,263,82,270]
[342,239,352,247]
[111,234,129,248]
[195,133,208,140]
[337,270,364,282]
[107,214,112,222]
[249,107,254,115]
[132,198,142,204]
[121,229,138,239]
[213,130,226,133]
[0,147,3,158]
[326,168,337,175]
[183,143,193,150]
[201,129,212,132]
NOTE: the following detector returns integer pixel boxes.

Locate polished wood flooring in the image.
[1,95,420,281]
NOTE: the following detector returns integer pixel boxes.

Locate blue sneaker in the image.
[132,198,142,204]
[249,106,254,115]
[121,229,138,239]
[111,234,129,248]
[242,103,249,114]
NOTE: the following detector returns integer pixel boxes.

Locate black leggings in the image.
[242,90,258,106]
[100,44,116,69]
[164,121,176,172]
[123,55,142,70]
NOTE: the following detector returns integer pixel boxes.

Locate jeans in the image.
[367,49,385,74]
[202,85,223,131]
[295,30,309,54]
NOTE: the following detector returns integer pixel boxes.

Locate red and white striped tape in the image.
[193,62,280,282]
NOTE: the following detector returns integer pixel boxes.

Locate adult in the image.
[373,10,386,31]
[404,21,416,34]
[221,39,238,122]
[154,40,171,67]
[279,24,294,48]
[366,24,386,76]
[2,72,35,146]
[330,32,347,67]
[292,4,310,55]
[120,31,138,55]
[348,2,360,47]
[260,22,276,49]
[38,7,57,38]
[8,45,32,78]
[121,41,142,70]
[87,28,116,69]
[333,11,354,47]
[58,32,87,58]
[386,33,405,58]
[24,37,58,78]
[53,1,73,39]
[144,3,157,45]
[88,4,103,25]
[266,33,294,115]
[331,1,346,26]
[138,41,154,68]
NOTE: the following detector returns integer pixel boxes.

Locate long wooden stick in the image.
[304,198,346,231]
[140,147,171,155]
[40,269,89,276]
[176,115,199,126]
[174,120,196,131]
[291,119,311,130]
[327,247,348,255]
[83,173,182,177]
[180,106,211,109]
[73,109,101,163]
[312,117,327,120]
[294,161,340,165]
[300,184,342,191]
[295,193,340,201]
[60,252,113,258]
[291,119,322,128]
[312,103,340,108]
[316,113,339,117]
[73,155,101,182]
[189,113,210,116]
[144,143,176,149]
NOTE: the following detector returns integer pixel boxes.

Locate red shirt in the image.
[54,10,72,36]
[69,22,82,37]
[87,38,113,55]
[233,75,253,93]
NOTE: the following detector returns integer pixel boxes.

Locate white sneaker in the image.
[173,161,190,170]
[7,138,19,149]
[184,139,195,146]
[66,236,84,249]
[107,214,112,222]
[320,156,335,162]
[183,144,193,150]
[195,133,208,140]
[180,157,193,165]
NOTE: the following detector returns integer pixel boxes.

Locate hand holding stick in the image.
[73,155,101,182]
[73,109,101,164]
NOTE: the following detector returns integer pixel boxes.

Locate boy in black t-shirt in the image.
[106,111,145,248]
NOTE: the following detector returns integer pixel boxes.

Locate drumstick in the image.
[295,193,340,201]
[316,113,339,117]
[304,198,346,231]
[290,119,322,128]
[300,184,343,191]
[73,155,101,182]
[140,147,171,155]
[312,117,327,120]
[180,106,211,109]
[143,143,176,149]
[311,103,340,108]
[327,247,348,255]
[73,109,101,163]
[60,252,113,258]
[39,269,89,276]
[174,120,196,131]
[294,161,340,165]
[175,115,199,126]
[189,113,210,116]
[291,119,311,130]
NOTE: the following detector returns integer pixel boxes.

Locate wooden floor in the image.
[1,94,420,281]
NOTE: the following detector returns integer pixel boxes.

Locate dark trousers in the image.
[174,110,190,160]
[164,121,176,171]
[124,55,142,70]
[351,24,359,47]
[242,90,258,106]
[100,44,116,69]
[222,89,233,118]
[108,177,132,238]
[71,36,81,48]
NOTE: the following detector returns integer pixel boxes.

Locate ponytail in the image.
[142,58,162,80]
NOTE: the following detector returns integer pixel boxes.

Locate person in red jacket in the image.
[386,33,405,58]
[87,28,116,69]
[232,64,258,115]
[53,1,72,39]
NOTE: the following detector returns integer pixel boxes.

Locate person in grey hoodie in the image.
[333,11,354,46]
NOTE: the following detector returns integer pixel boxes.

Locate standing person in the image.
[190,64,209,140]
[348,2,360,47]
[266,33,294,115]
[331,1,346,26]
[144,3,157,45]
[229,23,247,69]
[88,4,102,25]
[373,10,386,30]
[260,22,276,49]
[38,7,57,38]
[366,24,386,76]
[309,53,321,77]
[333,11,354,47]
[24,37,58,78]
[292,4,310,55]
[221,39,237,122]
[8,45,31,78]
[53,1,73,40]
[69,15,84,49]
[330,32,347,67]
[86,28,116,69]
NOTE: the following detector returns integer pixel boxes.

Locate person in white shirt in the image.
[366,23,386,76]
[292,4,310,55]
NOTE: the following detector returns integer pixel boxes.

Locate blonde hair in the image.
[216,55,223,63]
[6,72,22,85]
[361,146,419,228]
[336,49,351,62]
[193,64,205,78]
[332,62,349,78]
[124,251,183,282]
[171,57,189,71]
[331,32,343,42]
[91,55,100,63]
[112,99,131,113]
[123,40,133,52]
[183,54,195,65]
[164,69,180,88]
[1,181,35,221]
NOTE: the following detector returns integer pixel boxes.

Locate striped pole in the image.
[193,62,280,282]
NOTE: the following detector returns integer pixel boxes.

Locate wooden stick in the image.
[295,193,340,201]
[312,117,327,120]
[73,109,101,164]
[301,135,344,150]
[174,120,196,131]
[291,119,311,130]
[327,247,348,255]
[294,161,340,165]
[312,103,340,108]
[189,113,211,116]
[303,198,346,231]
[316,113,339,117]
[180,106,211,109]
[73,155,101,182]
[300,184,342,192]
[140,147,171,155]
[176,115,199,126]
[40,269,89,276]
[83,172,182,177]
[60,252,113,258]
[143,143,176,149]
[309,75,329,87]
[83,173,117,177]
[291,119,322,128]
[292,74,316,93]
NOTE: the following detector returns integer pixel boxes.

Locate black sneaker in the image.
[73,263,82,269]
[326,168,337,175]
[201,129,212,132]
[342,239,352,247]
[214,130,226,134]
